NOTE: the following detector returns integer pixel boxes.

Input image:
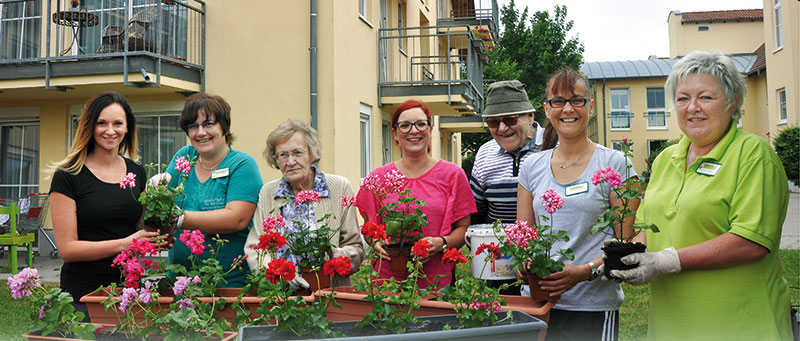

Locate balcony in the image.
[378,24,487,116]
[437,0,498,48]
[0,0,204,100]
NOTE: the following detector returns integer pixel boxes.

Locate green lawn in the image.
[1,250,797,340]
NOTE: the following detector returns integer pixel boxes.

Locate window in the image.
[698,26,709,31]
[359,0,367,17]
[646,88,667,129]
[397,1,405,51]
[774,0,783,49]
[647,140,668,158]
[777,88,787,123]
[359,104,371,178]
[611,140,623,151]
[610,89,631,130]
[382,120,392,164]
[0,122,39,199]
[0,1,41,60]
[70,113,184,171]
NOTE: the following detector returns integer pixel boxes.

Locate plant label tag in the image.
[565,182,589,196]
[696,162,721,176]
[211,168,229,179]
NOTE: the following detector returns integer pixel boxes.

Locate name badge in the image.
[211,168,229,179]
[696,162,721,176]
[565,182,589,196]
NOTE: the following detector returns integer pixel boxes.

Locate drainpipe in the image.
[602,78,607,146]
[310,0,318,129]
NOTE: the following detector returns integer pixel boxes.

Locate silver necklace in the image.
[555,143,591,169]
[198,157,221,171]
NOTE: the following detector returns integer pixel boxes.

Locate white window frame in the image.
[611,140,623,151]
[777,88,787,124]
[359,0,374,27]
[773,0,783,50]
[359,104,372,178]
[381,120,392,164]
[646,87,668,130]
[0,121,39,199]
[397,1,405,52]
[0,1,42,60]
[610,88,631,130]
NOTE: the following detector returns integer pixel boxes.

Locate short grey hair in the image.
[665,50,746,119]
[264,118,322,169]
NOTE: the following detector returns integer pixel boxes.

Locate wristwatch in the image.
[439,236,448,251]
[587,261,601,281]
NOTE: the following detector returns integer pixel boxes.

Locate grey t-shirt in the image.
[518,144,636,311]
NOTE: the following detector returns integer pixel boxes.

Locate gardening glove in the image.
[148,173,171,188]
[597,263,610,282]
[610,247,681,285]
[288,273,310,291]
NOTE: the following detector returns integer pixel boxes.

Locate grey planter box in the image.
[237,311,546,340]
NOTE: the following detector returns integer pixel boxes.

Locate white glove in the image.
[148,173,171,188]
[288,273,310,291]
[610,247,681,285]
[597,263,610,282]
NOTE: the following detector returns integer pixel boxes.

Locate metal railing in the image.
[379,24,486,112]
[0,0,204,88]
[437,0,498,35]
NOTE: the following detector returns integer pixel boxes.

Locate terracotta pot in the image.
[80,287,314,326]
[294,267,331,295]
[21,323,238,340]
[602,241,646,279]
[523,273,558,303]
[319,286,444,322]
[384,246,411,274]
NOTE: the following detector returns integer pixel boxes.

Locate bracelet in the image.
[587,261,598,281]
[439,236,448,251]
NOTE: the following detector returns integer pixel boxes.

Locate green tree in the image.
[484,1,584,124]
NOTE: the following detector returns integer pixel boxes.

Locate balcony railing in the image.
[437,0,498,38]
[0,0,204,89]
[379,24,486,114]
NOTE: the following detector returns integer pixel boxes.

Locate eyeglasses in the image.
[546,97,588,108]
[485,115,520,129]
[274,149,307,162]
[394,120,430,133]
[187,121,217,132]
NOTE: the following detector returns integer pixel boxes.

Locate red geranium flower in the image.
[256,231,286,251]
[323,256,352,277]
[264,258,296,284]
[475,242,502,259]
[361,221,387,242]
[411,239,430,259]
[442,247,467,265]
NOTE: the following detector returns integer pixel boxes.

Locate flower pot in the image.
[602,241,646,279]
[320,286,446,322]
[238,311,546,340]
[383,245,411,274]
[523,273,558,303]
[80,287,314,326]
[22,323,238,340]
[294,267,332,295]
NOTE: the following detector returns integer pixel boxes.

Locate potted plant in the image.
[359,170,427,274]
[494,189,574,302]
[7,268,101,340]
[590,136,659,279]
[120,157,192,237]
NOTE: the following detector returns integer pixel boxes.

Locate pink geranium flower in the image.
[540,189,564,214]
[119,172,137,189]
[591,167,622,189]
[294,190,320,205]
[174,156,192,175]
[180,230,206,255]
[503,220,539,249]
[261,215,286,232]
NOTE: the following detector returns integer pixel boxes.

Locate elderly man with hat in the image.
[469,80,544,295]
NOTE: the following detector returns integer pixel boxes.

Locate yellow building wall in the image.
[668,12,764,57]
[762,0,800,143]
[740,74,770,140]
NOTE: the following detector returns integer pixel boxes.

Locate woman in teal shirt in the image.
[612,51,791,340]
[160,93,263,287]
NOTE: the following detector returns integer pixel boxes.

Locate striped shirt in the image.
[470,122,544,224]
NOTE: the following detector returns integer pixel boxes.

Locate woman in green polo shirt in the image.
[611,50,792,340]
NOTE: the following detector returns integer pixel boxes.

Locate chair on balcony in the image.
[97,7,158,53]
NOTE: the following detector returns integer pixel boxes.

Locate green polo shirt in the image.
[637,121,791,340]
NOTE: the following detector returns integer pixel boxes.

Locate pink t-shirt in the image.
[356,160,477,289]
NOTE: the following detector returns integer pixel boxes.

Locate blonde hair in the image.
[48,92,138,175]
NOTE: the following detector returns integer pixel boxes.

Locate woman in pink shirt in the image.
[356,99,476,289]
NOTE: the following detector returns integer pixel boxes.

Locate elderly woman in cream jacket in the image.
[245,119,363,290]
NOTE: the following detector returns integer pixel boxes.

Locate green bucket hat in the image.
[482,80,535,118]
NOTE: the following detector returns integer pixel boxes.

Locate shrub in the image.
[641,137,681,182]
[774,126,799,185]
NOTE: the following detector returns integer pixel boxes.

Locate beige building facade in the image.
[0,0,497,236]
[583,6,798,174]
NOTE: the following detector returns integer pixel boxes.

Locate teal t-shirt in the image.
[166,145,263,287]
[637,122,791,340]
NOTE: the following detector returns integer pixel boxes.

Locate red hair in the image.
[391,99,432,127]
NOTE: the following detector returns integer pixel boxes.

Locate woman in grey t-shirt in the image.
[517,67,637,341]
